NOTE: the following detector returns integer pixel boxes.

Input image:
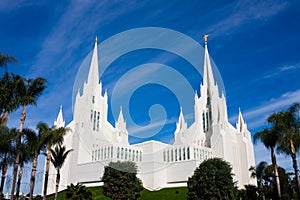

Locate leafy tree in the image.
[263,165,294,200]
[50,145,73,200]
[102,161,143,200]
[270,103,300,199]
[254,128,281,199]
[187,158,237,200]
[11,77,46,199]
[65,183,93,200]
[39,122,69,200]
[0,126,17,197]
[24,127,49,200]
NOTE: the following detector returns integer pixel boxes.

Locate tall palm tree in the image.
[249,161,268,200]
[271,103,300,199]
[0,126,17,197]
[0,73,20,126]
[254,128,281,199]
[23,127,49,200]
[37,122,69,200]
[10,77,46,199]
[0,52,17,70]
[0,52,18,125]
[16,139,33,199]
[50,145,72,200]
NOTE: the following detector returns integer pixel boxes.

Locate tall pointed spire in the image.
[236,108,246,132]
[117,107,126,129]
[203,34,215,90]
[54,105,65,127]
[87,37,99,87]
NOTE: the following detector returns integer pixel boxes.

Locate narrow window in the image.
[98,149,100,160]
[136,151,139,162]
[179,148,182,161]
[111,146,113,158]
[140,151,142,162]
[175,149,178,161]
[167,150,170,162]
[163,151,166,162]
[183,147,186,160]
[117,147,120,159]
[121,148,124,159]
[133,150,135,161]
[104,148,106,159]
[187,147,190,160]
[92,96,95,104]
[129,149,131,160]
[171,150,174,162]
[97,112,100,131]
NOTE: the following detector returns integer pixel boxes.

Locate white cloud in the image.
[206,0,287,35]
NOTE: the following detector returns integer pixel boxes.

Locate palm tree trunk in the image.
[290,140,300,199]
[16,162,24,199]
[29,154,38,200]
[0,162,8,197]
[11,104,26,200]
[43,148,51,200]
[55,169,60,200]
[271,147,281,200]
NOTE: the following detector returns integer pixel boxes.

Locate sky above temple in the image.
[1,0,300,195]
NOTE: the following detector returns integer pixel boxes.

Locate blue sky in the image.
[1,0,300,195]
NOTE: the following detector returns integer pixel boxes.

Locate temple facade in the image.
[46,37,256,193]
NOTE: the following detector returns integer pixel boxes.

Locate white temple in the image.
[46,36,256,193]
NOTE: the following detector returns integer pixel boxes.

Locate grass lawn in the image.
[46,186,187,200]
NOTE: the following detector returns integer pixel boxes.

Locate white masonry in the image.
[45,37,256,193]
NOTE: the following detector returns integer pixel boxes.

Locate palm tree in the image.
[254,128,281,199]
[51,145,72,200]
[23,127,49,200]
[0,52,17,70]
[249,161,268,200]
[0,126,17,197]
[271,103,300,199]
[10,77,46,199]
[0,73,20,126]
[16,139,33,199]
[37,122,69,200]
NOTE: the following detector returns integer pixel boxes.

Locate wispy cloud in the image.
[263,63,300,79]
[230,89,300,130]
[206,0,288,35]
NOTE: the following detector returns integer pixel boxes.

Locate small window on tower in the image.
[92,96,95,104]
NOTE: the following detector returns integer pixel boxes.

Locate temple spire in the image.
[203,34,215,91]
[54,105,65,127]
[86,37,99,87]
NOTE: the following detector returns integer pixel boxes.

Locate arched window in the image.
[117,147,120,159]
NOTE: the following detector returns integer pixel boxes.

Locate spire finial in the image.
[95,36,98,43]
[203,34,209,45]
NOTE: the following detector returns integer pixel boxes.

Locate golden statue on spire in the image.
[203,34,209,45]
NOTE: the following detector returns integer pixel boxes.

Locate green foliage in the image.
[101,161,143,200]
[187,158,237,200]
[65,183,93,200]
[50,145,72,170]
